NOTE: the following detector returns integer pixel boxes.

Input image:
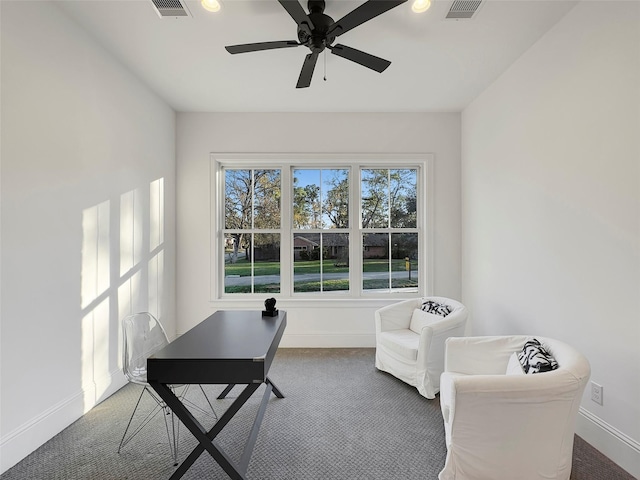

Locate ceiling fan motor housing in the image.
[298,0,336,53]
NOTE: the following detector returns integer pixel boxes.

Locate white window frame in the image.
[210,153,434,306]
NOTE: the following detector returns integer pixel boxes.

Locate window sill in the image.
[210,295,419,310]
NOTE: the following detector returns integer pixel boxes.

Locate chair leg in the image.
[172,410,179,466]
[199,385,218,420]
[161,405,180,466]
[178,385,218,422]
[118,384,217,466]
[117,386,164,453]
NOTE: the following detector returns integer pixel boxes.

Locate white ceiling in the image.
[57,0,577,112]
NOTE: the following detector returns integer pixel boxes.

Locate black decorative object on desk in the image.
[262,297,278,317]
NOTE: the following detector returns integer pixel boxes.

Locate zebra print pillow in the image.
[421,300,452,317]
[517,338,559,374]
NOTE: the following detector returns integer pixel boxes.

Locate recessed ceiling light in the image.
[201,0,221,13]
[412,0,431,13]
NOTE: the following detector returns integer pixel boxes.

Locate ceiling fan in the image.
[225,0,408,88]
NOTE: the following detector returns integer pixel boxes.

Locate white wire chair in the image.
[117,312,217,465]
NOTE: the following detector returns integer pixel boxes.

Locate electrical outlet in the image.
[591,382,603,405]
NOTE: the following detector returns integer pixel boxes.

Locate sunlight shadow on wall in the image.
[80,200,111,411]
[80,178,166,413]
[148,178,165,318]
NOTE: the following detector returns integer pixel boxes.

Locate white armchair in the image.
[439,335,591,480]
[375,296,468,399]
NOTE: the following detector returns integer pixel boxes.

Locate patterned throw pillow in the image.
[517,338,559,374]
[421,300,452,317]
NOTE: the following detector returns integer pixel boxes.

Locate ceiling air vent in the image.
[150,0,191,18]
[446,0,483,20]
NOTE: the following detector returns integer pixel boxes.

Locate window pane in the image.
[390,169,417,228]
[293,233,349,293]
[362,233,389,290]
[254,170,281,228]
[293,233,320,293]
[293,169,348,229]
[322,169,349,228]
[223,233,280,294]
[253,233,280,293]
[224,233,250,293]
[322,233,349,291]
[361,169,389,228]
[293,170,321,229]
[225,169,252,229]
[362,233,419,292]
[391,233,418,291]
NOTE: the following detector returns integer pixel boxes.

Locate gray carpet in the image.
[1,349,634,480]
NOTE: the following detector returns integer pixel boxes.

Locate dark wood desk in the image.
[147,310,287,480]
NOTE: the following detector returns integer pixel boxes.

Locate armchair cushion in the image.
[518,338,559,374]
[409,308,442,334]
[378,329,419,361]
[505,352,525,375]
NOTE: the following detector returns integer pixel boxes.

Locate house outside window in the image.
[212,154,433,301]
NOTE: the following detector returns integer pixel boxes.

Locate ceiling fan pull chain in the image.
[324,49,327,81]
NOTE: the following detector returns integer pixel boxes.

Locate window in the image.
[213,154,432,300]
[223,169,281,294]
[293,168,349,293]
[361,168,419,292]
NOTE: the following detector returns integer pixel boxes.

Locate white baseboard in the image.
[279,333,376,348]
[576,407,640,478]
[0,370,127,474]
[0,390,84,474]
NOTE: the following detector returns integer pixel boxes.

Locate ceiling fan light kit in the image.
[225,0,408,88]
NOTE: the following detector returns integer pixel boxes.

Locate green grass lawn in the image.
[224,277,418,294]
[224,258,412,277]
[224,257,418,293]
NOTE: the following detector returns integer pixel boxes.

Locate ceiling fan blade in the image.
[296,52,319,88]
[225,41,300,54]
[329,44,391,73]
[327,0,407,38]
[278,0,314,32]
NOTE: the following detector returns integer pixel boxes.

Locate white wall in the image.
[176,113,462,344]
[0,1,176,472]
[461,1,639,476]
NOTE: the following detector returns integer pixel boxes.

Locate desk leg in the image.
[150,381,260,480]
[217,384,236,399]
[219,379,284,399]
[266,377,284,398]
[238,383,272,473]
